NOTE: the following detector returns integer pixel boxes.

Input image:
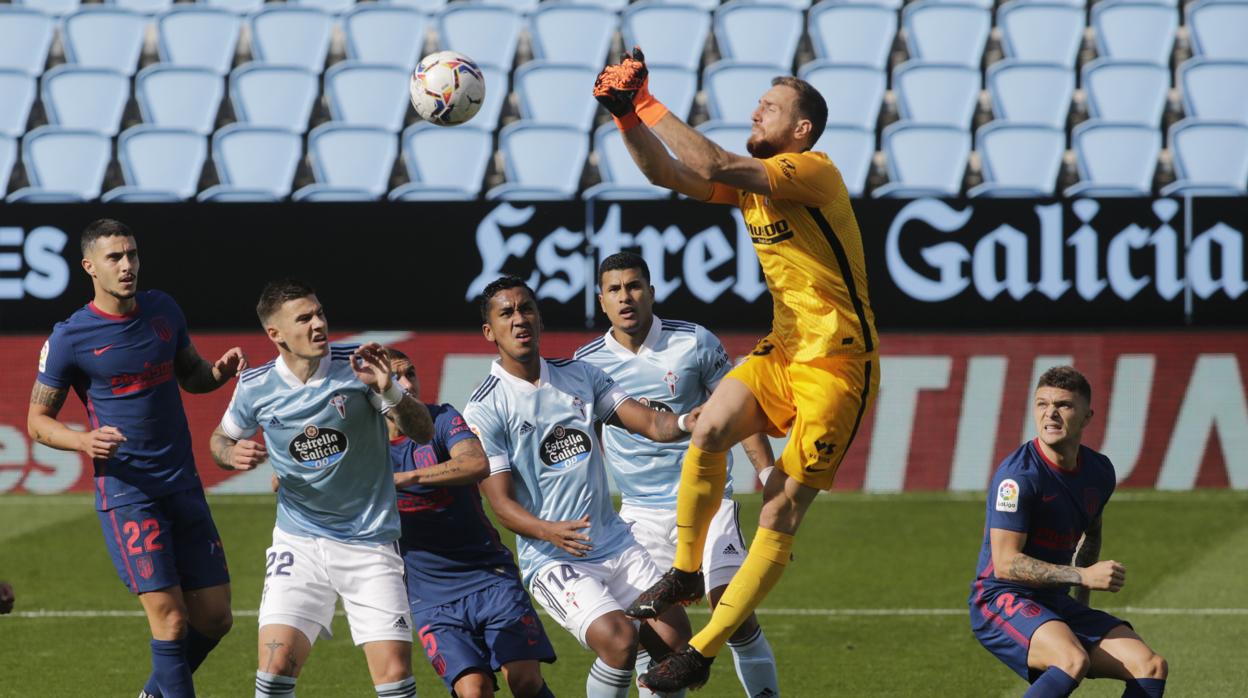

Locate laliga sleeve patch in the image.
[996,478,1020,513]
[39,340,49,373]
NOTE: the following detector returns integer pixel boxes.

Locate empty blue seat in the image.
[324,62,411,132]
[808,1,897,71]
[894,62,980,128]
[14,0,79,18]
[530,3,616,69]
[1180,59,1248,124]
[292,0,356,15]
[0,137,16,193]
[250,6,333,72]
[472,64,509,130]
[997,1,1084,68]
[903,2,991,69]
[714,2,803,70]
[229,63,319,132]
[384,0,448,12]
[969,123,1065,197]
[986,60,1073,130]
[10,127,111,202]
[298,123,397,200]
[1082,59,1169,127]
[695,121,752,153]
[1092,0,1177,66]
[394,123,492,200]
[1188,0,1248,60]
[813,126,874,197]
[874,122,970,198]
[208,124,303,198]
[553,0,628,10]
[1066,121,1160,197]
[41,66,130,136]
[704,62,778,124]
[622,2,712,73]
[584,122,669,200]
[513,62,600,132]
[135,65,224,135]
[106,126,207,201]
[201,0,264,15]
[158,7,242,75]
[645,0,720,10]
[0,7,55,75]
[1162,119,1248,195]
[63,7,147,74]
[108,0,173,15]
[0,71,36,138]
[799,62,885,130]
[488,123,588,200]
[648,65,699,121]
[437,4,522,70]
[343,4,428,72]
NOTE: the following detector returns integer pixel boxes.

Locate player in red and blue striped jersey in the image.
[387,349,557,698]
[969,366,1168,698]
[26,219,246,698]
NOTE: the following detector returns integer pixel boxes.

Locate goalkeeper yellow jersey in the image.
[707,150,878,363]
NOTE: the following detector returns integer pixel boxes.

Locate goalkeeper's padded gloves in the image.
[593,46,669,131]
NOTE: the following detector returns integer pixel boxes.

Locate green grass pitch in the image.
[2,491,1245,697]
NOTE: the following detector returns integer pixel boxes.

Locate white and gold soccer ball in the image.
[409,50,486,127]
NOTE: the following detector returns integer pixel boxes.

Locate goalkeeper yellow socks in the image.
[690,528,794,658]
[673,446,729,573]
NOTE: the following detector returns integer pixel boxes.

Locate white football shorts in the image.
[620,498,747,592]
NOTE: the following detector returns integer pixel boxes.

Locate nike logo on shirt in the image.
[93,344,114,356]
[1042,495,1059,502]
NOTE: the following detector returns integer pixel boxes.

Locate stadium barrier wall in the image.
[1,331,1244,495]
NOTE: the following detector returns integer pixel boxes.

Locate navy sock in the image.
[1024,666,1079,698]
[142,628,222,697]
[149,638,195,698]
[1123,678,1166,697]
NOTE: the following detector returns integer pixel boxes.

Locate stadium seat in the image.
[813,126,875,197]
[250,6,333,73]
[551,0,628,10]
[0,7,55,76]
[1082,60,1169,127]
[13,0,79,18]
[41,66,130,137]
[471,64,510,130]
[997,1,1084,68]
[229,64,319,132]
[1180,59,1248,124]
[1091,0,1177,66]
[343,4,428,72]
[208,124,303,199]
[436,3,522,71]
[874,122,970,198]
[384,0,449,12]
[108,0,172,16]
[704,62,777,125]
[1188,0,1248,60]
[902,2,991,69]
[298,123,398,200]
[197,187,281,202]
[135,66,224,136]
[395,123,493,200]
[799,62,885,131]
[201,0,264,15]
[512,62,601,132]
[648,65,699,122]
[621,2,713,73]
[583,122,670,200]
[291,0,356,15]
[894,62,981,128]
[1162,119,1248,196]
[808,1,898,71]
[324,62,411,132]
[105,126,207,201]
[0,71,36,138]
[530,3,616,69]
[695,121,752,153]
[986,60,1074,130]
[0,137,16,194]
[9,127,111,202]
[714,2,803,70]
[1066,121,1160,197]
[158,7,243,75]
[62,7,147,75]
[969,123,1065,197]
[488,123,588,200]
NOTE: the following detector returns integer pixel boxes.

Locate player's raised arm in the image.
[1072,515,1105,605]
[209,424,267,471]
[990,527,1124,593]
[394,438,490,488]
[174,343,248,394]
[352,342,434,442]
[478,471,593,557]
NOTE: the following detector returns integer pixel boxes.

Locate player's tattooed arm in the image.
[29,380,68,412]
[608,399,698,443]
[741,432,776,472]
[991,527,1126,592]
[210,425,267,471]
[28,380,127,456]
[480,472,593,557]
[1072,515,1104,604]
[389,394,434,443]
[175,344,247,393]
[394,438,489,488]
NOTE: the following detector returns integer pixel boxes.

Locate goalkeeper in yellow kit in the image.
[594,49,882,691]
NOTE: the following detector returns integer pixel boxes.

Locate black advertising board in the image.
[1,197,1244,332]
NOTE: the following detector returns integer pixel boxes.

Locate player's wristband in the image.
[378,382,405,411]
[758,466,775,487]
[613,111,641,131]
[677,413,692,433]
[635,93,669,128]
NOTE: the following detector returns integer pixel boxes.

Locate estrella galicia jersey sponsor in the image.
[37,290,200,511]
[391,402,520,612]
[221,344,399,545]
[462,358,633,586]
[970,439,1116,605]
[574,316,734,508]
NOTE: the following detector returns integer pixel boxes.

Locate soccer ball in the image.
[409,51,486,127]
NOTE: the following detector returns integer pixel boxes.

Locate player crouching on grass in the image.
[970,366,1168,697]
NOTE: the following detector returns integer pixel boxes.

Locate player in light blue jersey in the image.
[464,276,695,698]
[210,279,434,698]
[576,252,781,698]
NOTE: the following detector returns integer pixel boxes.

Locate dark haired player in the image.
[970,366,1168,697]
[27,219,246,698]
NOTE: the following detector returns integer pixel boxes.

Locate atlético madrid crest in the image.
[136,555,154,580]
[150,316,173,343]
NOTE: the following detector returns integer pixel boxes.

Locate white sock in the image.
[729,626,780,697]
[375,676,416,698]
[255,671,296,697]
[587,657,632,698]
